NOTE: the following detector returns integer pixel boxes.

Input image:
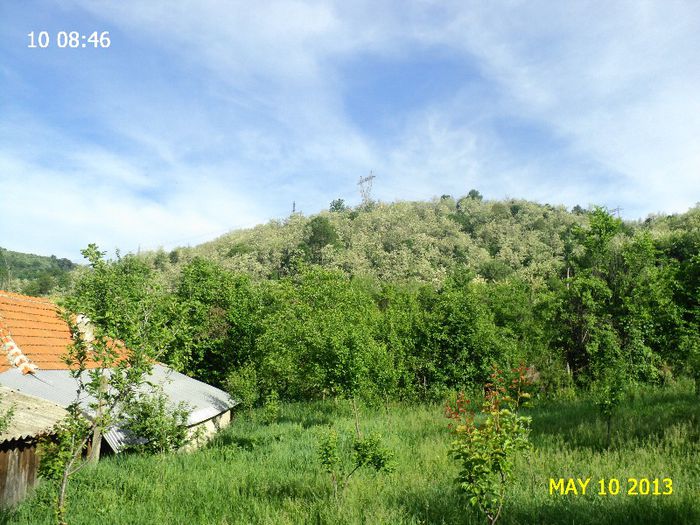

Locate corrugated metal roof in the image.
[0,386,68,443]
[0,369,83,409]
[0,364,237,452]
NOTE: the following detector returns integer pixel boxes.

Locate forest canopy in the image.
[38,195,699,403]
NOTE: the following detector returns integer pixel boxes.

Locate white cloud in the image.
[3,1,699,258]
[433,1,700,215]
[0,130,265,260]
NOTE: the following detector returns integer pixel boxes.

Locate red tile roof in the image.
[0,291,93,372]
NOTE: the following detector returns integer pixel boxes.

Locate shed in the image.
[0,290,237,454]
[0,387,68,507]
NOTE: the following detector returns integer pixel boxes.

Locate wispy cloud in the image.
[1,1,698,259]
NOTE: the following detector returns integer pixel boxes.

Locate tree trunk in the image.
[57,468,70,525]
[90,426,103,463]
[89,374,108,463]
[352,397,362,439]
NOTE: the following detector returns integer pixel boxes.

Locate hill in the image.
[0,247,75,296]
[150,195,699,289]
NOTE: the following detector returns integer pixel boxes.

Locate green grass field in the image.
[3,381,699,525]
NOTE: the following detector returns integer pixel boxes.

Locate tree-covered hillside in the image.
[166,195,581,285]
[6,192,699,399]
[152,195,698,290]
[0,247,75,296]
[62,194,699,403]
[5,194,699,525]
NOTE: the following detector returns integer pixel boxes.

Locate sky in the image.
[1,1,699,261]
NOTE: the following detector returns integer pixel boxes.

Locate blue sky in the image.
[1,1,699,261]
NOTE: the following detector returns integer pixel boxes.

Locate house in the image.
[0,387,68,507]
[0,290,237,455]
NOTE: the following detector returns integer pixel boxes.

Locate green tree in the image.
[39,317,152,525]
[64,244,181,362]
[467,189,483,201]
[120,387,192,454]
[225,362,259,414]
[375,283,430,400]
[40,245,189,524]
[329,198,348,212]
[555,273,619,382]
[175,258,258,385]
[592,359,626,448]
[301,216,339,264]
[425,271,516,393]
[318,429,394,499]
[573,206,623,273]
[253,268,395,403]
[21,271,56,296]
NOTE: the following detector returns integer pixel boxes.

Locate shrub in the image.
[318,428,394,499]
[226,363,259,414]
[258,390,281,425]
[591,360,627,448]
[121,388,192,454]
[445,364,532,525]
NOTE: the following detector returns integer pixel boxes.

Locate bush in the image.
[318,428,394,498]
[121,388,192,454]
[445,365,532,525]
[258,390,281,425]
[226,363,259,414]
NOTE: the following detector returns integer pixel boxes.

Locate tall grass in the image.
[2,380,698,524]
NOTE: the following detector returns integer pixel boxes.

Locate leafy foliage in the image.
[225,362,259,413]
[446,365,533,525]
[318,428,394,498]
[7,198,697,410]
[0,247,75,296]
[38,245,181,525]
[37,406,91,482]
[591,359,627,448]
[0,394,16,434]
[120,387,192,454]
[258,390,281,425]
[301,216,339,264]
[329,198,348,213]
[68,200,696,408]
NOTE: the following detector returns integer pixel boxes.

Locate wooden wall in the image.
[0,439,40,508]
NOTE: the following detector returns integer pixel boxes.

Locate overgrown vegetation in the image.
[318,428,394,499]
[36,246,190,525]
[2,193,699,523]
[120,387,192,455]
[59,199,698,409]
[4,383,699,524]
[0,392,16,434]
[0,247,75,296]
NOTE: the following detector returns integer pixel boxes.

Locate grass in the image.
[2,380,699,524]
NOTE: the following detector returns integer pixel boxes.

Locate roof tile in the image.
[0,291,104,371]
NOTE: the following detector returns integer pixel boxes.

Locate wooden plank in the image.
[0,442,40,508]
[0,449,9,504]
